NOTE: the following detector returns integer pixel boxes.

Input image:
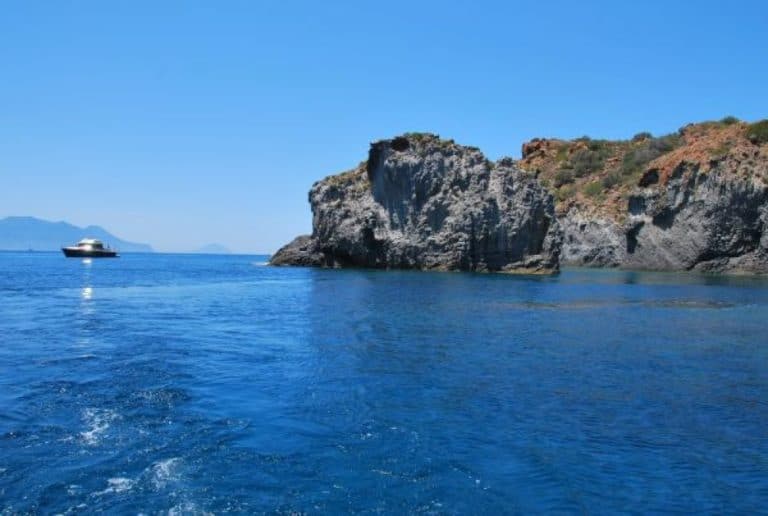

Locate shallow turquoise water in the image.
[0,252,767,513]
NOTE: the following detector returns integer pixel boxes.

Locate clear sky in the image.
[1,1,766,253]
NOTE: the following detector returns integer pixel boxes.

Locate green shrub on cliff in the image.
[601,173,620,189]
[652,133,682,152]
[554,169,575,187]
[571,148,607,177]
[404,132,433,141]
[621,149,651,177]
[621,133,682,178]
[555,184,575,202]
[746,120,768,145]
[552,139,613,180]
[583,181,604,199]
[586,139,609,152]
[632,132,653,142]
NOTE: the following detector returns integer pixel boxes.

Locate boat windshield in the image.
[78,239,104,248]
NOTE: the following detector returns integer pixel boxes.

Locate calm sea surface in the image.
[1,252,767,514]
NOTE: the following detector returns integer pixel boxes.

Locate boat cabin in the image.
[76,239,106,250]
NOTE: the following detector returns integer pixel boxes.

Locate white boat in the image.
[61,239,118,258]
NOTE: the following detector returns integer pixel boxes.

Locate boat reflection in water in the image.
[62,239,118,258]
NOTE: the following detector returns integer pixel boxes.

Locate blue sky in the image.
[1,1,766,253]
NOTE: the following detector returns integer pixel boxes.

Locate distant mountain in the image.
[193,243,232,254]
[0,216,153,252]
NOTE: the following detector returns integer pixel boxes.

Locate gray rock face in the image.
[559,162,768,273]
[270,235,325,266]
[271,134,562,273]
[559,209,625,267]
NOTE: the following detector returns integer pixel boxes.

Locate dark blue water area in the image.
[1,252,767,513]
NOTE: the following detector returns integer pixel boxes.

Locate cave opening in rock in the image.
[638,168,660,187]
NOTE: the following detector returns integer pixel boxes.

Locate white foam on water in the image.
[151,457,182,489]
[80,408,118,445]
[168,502,213,516]
[62,502,89,514]
[94,477,134,496]
[251,261,269,266]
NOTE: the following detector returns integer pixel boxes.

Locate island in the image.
[273,118,768,274]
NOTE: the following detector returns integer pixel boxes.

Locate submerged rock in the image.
[271,133,562,273]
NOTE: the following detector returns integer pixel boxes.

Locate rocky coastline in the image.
[520,119,768,273]
[271,134,561,273]
[272,119,768,274]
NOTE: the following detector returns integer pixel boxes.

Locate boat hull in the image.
[62,248,118,258]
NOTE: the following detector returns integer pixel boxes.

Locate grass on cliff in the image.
[541,131,685,205]
[534,117,763,209]
[720,115,740,125]
[551,138,614,188]
[324,162,369,189]
[621,133,681,178]
[555,184,576,202]
[582,181,604,199]
[746,120,768,145]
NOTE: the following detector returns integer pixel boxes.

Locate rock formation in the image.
[518,119,768,273]
[271,134,562,273]
[274,119,768,275]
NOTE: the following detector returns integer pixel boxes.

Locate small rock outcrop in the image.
[518,119,768,273]
[559,209,627,267]
[271,133,562,273]
[270,235,325,266]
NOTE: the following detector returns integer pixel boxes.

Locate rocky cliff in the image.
[518,118,768,273]
[273,119,768,275]
[271,133,562,273]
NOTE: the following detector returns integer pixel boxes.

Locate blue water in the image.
[1,252,767,514]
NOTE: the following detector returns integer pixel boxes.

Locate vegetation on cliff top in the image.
[318,119,768,219]
[746,120,768,145]
[520,117,768,217]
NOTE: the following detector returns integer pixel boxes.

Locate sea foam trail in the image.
[151,457,183,489]
[79,408,118,446]
[94,477,134,496]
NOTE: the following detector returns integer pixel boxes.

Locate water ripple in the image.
[0,253,766,513]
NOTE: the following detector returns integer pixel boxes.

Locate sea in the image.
[0,251,766,514]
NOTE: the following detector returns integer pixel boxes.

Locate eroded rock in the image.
[271,134,562,273]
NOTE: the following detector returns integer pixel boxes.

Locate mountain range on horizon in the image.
[0,216,154,252]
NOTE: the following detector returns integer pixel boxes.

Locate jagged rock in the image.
[270,235,324,266]
[559,209,625,267]
[519,119,768,273]
[271,133,562,273]
[622,165,768,273]
[557,169,768,273]
[274,120,768,275]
